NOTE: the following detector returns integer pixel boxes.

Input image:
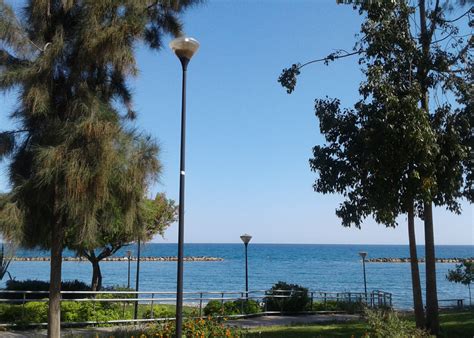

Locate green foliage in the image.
[447,260,473,305]
[142,317,244,338]
[264,281,310,313]
[447,260,473,286]
[0,0,198,251]
[204,299,262,316]
[0,300,123,325]
[278,63,300,94]
[365,308,430,337]
[312,300,365,314]
[142,305,175,319]
[0,279,90,299]
[203,300,224,316]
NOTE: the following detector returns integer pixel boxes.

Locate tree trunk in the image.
[424,202,439,335]
[91,259,103,292]
[408,202,425,328]
[418,1,440,333]
[48,221,63,338]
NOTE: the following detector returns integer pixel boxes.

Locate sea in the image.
[4,244,473,309]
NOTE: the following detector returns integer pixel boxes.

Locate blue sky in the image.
[0,0,472,245]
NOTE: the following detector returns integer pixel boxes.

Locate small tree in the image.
[446,260,473,307]
[76,194,177,291]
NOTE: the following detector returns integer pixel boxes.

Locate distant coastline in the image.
[367,257,473,263]
[11,256,224,262]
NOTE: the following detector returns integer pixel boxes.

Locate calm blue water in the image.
[4,244,473,309]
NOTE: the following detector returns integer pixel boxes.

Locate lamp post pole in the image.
[240,234,252,299]
[134,240,141,320]
[126,250,132,289]
[359,251,368,302]
[170,36,200,338]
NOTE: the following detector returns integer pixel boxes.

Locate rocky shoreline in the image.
[11,256,224,262]
[366,257,473,263]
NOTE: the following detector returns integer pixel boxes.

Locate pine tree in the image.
[0,1,198,336]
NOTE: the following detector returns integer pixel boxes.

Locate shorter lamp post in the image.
[126,250,132,289]
[240,234,252,299]
[359,251,368,302]
[134,240,141,320]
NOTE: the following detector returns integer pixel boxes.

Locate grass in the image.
[243,311,474,337]
[244,321,367,337]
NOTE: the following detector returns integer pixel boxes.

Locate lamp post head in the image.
[359,251,368,259]
[169,36,200,62]
[240,234,252,245]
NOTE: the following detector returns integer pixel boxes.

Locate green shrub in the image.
[203,299,261,316]
[24,302,48,323]
[1,279,90,300]
[0,303,24,323]
[234,299,261,314]
[0,301,48,324]
[142,305,175,319]
[0,301,122,325]
[312,300,365,314]
[203,300,224,316]
[365,308,430,337]
[264,281,310,313]
[144,316,243,337]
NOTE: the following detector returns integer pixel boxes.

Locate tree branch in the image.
[299,49,364,70]
[441,6,473,23]
[0,129,31,135]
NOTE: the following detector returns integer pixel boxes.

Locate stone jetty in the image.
[366,257,473,263]
[12,256,224,262]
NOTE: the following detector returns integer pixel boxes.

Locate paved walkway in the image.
[0,314,361,337]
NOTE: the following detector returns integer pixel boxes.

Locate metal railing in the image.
[438,298,466,309]
[0,289,392,327]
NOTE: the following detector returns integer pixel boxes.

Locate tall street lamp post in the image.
[240,234,252,299]
[169,35,200,338]
[359,251,368,302]
[126,250,132,289]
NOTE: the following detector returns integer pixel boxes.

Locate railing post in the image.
[264,291,268,314]
[324,292,327,304]
[310,292,313,310]
[21,292,26,322]
[150,293,155,319]
[241,292,245,314]
[93,301,97,323]
[199,292,203,317]
[221,292,224,314]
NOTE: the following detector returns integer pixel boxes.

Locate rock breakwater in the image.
[366,257,473,263]
[12,256,224,262]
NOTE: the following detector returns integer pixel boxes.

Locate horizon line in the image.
[148,242,474,246]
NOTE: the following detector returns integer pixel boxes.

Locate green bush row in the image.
[0,301,122,325]
[312,300,365,313]
[0,279,90,300]
[203,299,261,316]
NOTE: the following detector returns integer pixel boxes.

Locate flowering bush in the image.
[145,316,243,337]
